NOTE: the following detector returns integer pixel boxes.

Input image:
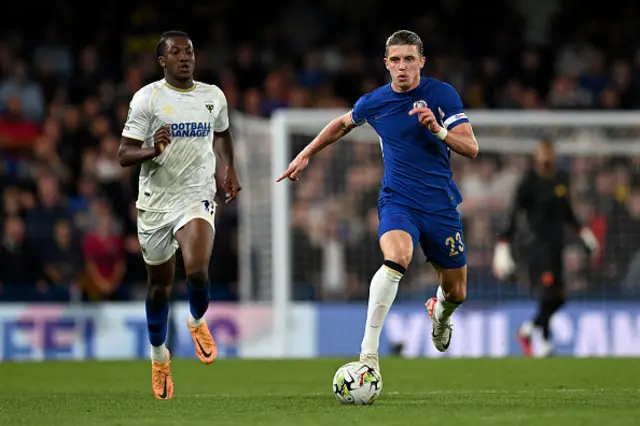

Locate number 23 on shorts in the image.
[445,232,465,256]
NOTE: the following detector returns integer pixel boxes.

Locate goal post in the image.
[270,110,383,356]
[235,108,640,357]
[271,111,292,357]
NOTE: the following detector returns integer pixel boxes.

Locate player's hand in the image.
[492,241,516,281]
[153,125,171,155]
[276,155,309,182]
[408,106,441,133]
[579,227,600,259]
[223,166,242,204]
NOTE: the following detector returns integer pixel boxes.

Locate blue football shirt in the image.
[351,76,469,212]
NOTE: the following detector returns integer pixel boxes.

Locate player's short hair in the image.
[385,30,424,57]
[156,31,191,57]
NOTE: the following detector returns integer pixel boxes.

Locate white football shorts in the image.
[137,200,216,265]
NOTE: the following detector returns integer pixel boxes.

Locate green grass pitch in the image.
[1,358,639,425]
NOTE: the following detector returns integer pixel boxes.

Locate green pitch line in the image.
[0,358,639,426]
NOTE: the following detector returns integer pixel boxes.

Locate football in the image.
[332,361,382,405]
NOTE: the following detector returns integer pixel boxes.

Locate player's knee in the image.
[185,265,209,287]
[383,251,413,269]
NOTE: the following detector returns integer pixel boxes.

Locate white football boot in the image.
[426,298,453,352]
[359,352,380,372]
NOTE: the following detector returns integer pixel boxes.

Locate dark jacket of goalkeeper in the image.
[492,138,600,281]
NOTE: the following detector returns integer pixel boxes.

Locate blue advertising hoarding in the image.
[1,302,639,360]
[317,302,640,358]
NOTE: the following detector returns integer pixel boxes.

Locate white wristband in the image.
[432,127,448,140]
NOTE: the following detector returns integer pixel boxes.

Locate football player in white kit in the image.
[118,31,241,400]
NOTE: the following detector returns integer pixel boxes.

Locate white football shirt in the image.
[122,79,229,212]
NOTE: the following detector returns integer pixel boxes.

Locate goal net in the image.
[234,109,640,356]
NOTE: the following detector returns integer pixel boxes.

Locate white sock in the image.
[151,343,169,363]
[433,286,461,321]
[189,314,205,327]
[519,321,534,337]
[360,265,402,354]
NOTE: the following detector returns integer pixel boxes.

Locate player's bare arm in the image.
[276,111,357,182]
[214,128,242,203]
[118,126,171,167]
[408,107,479,158]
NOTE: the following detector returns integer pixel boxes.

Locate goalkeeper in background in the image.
[492,137,599,357]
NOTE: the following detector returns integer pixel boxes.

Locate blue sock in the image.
[146,297,169,346]
[187,279,210,320]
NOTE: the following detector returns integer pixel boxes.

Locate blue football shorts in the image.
[378,199,467,269]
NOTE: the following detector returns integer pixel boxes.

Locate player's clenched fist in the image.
[408,106,441,133]
[153,125,171,155]
[276,155,309,182]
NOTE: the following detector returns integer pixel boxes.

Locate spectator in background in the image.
[610,60,635,109]
[0,216,45,300]
[579,50,610,99]
[1,186,23,221]
[242,87,264,117]
[288,86,313,108]
[58,106,85,172]
[32,57,60,105]
[69,45,103,104]
[69,176,100,231]
[261,70,289,116]
[547,74,593,109]
[319,202,348,301]
[0,95,41,150]
[31,134,71,186]
[32,25,73,83]
[0,60,45,122]
[41,219,82,301]
[24,173,70,247]
[96,135,123,182]
[291,202,322,300]
[297,49,330,90]
[81,200,126,301]
[95,135,127,217]
[80,147,99,180]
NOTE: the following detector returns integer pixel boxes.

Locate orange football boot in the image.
[152,352,174,400]
[188,319,218,364]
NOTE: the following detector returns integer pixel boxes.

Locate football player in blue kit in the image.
[277,30,478,369]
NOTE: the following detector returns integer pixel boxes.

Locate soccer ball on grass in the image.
[332,361,382,405]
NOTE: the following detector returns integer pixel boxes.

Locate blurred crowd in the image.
[1,0,640,302]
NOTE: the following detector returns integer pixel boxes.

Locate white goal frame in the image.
[269,109,640,356]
